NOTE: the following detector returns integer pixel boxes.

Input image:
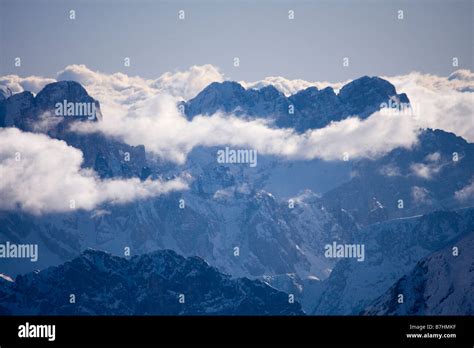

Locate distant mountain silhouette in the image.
[184,76,409,131]
[0,249,303,315]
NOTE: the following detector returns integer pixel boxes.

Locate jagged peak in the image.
[202,80,245,93]
[5,90,35,102]
[189,81,286,103]
[417,127,469,146]
[79,248,188,266]
[33,80,102,121]
[256,84,284,97]
[82,247,110,256]
[36,80,90,98]
[292,86,318,96]
[338,76,397,98]
[291,86,338,100]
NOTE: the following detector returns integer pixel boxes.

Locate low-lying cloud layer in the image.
[0,75,56,96]
[57,64,224,103]
[383,70,474,142]
[1,65,472,198]
[72,93,420,164]
[0,64,224,102]
[0,128,189,215]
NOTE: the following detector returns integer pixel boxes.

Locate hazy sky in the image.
[1,0,472,82]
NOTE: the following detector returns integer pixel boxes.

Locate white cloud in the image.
[378,163,402,177]
[386,70,474,93]
[382,70,474,142]
[408,152,444,180]
[71,69,469,166]
[448,69,474,81]
[410,157,445,180]
[410,163,434,179]
[241,76,348,96]
[57,64,160,105]
[425,152,441,162]
[31,111,63,133]
[455,178,474,201]
[411,186,431,204]
[243,70,474,143]
[152,64,224,100]
[56,64,224,103]
[1,65,472,168]
[0,75,56,95]
[72,92,419,164]
[0,128,189,215]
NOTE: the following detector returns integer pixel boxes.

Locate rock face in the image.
[321,129,474,226]
[362,230,474,315]
[183,82,290,120]
[0,91,36,129]
[0,174,351,285]
[0,81,148,179]
[184,76,409,132]
[0,81,101,130]
[337,76,409,118]
[35,80,102,120]
[0,249,304,315]
[311,208,474,315]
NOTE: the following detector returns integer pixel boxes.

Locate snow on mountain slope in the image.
[311,208,474,315]
[0,149,353,285]
[0,249,304,315]
[0,81,356,286]
[0,78,472,316]
[321,129,474,226]
[0,81,149,180]
[362,230,474,315]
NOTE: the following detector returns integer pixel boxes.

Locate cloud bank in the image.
[241,76,348,96]
[0,128,188,215]
[1,64,472,166]
[0,75,55,96]
[383,70,474,142]
[72,93,419,164]
[56,64,224,103]
[152,64,224,100]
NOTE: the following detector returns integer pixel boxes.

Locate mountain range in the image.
[0,75,472,315]
[184,76,409,132]
[312,208,474,314]
[0,249,302,315]
[362,229,474,315]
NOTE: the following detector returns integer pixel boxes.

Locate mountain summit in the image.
[0,80,102,130]
[184,76,409,131]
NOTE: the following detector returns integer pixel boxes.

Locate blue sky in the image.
[1,0,472,81]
